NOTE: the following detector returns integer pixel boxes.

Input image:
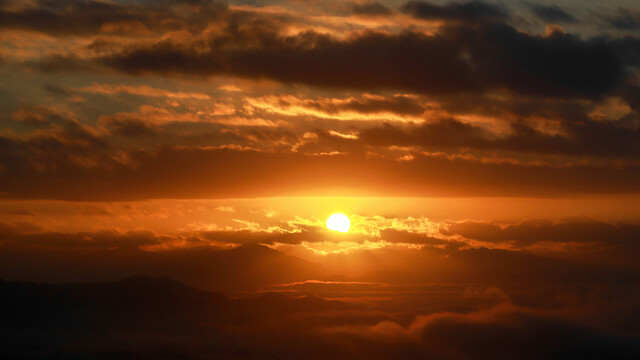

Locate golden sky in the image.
[1,1,640,358]
[0,0,638,273]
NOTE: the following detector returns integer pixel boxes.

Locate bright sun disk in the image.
[326,213,350,233]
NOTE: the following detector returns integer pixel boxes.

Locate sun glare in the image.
[326,213,350,233]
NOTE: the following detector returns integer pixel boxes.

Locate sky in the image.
[0,0,639,358]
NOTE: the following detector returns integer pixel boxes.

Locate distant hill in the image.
[0,275,355,329]
[0,243,328,291]
[0,276,356,359]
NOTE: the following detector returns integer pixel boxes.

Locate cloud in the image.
[101,116,157,138]
[398,305,639,359]
[350,1,392,16]
[598,8,640,30]
[82,16,625,99]
[0,221,165,249]
[2,139,640,200]
[0,216,639,288]
[379,228,456,246]
[442,217,640,248]
[0,0,227,36]
[527,4,576,23]
[1,274,639,359]
[79,83,211,99]
[42,83,74,97]
[358,118,640,158]
[246,94,426,122]
[97,30,479,94]
[32,53,97,73]
[10,1,632,101]
[9,105,68,127]
[1,1,639,201]
[401,0,509,22]
[198,229,323,245]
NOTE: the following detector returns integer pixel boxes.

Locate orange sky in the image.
[1,2,640,358]
[0,0,639,276]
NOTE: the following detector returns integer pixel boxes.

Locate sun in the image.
[326,213,350,233]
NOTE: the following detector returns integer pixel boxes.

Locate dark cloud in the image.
[42,83,74,97]
[351,1,392,16]
[435,93,595,123]
[353,245,639,284]
[2,138,640,200]
[613,38,640,73]
[454,21,623,98]
[379,228,464,250]
[401,0,509,22]
[101,117,157,138]
[407,306,640,359]
[199,229,368,246]
[33,53,97,73]
[442,217,640,248]
[13,1,628,100]
[0,92,636,199]
[94,20,624,99]
[338,95,424,114]
[527,3,576,23]
[2,223,639,286]
[0,118,109,174]
[0,221,163,249]
[201,227,460,248]
[0,0,227,36]
[358,118,640,158]
[598,8,640,30]
[100,30,480,94]
[360,119,490,149]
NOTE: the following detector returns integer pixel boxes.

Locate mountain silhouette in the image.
[0,276,356,359]
[0,244,328,291]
